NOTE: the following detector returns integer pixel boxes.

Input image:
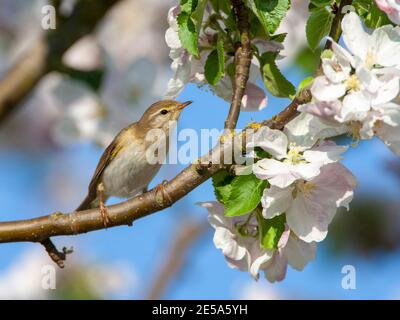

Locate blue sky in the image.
[1,65,400,299]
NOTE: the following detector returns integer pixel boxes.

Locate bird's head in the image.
[138,100,192,132]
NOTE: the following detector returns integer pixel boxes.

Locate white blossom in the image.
[164,5,269,111]
[299,12,400,153]
[262,228,316,282]
[199,202,272,279]
[262,163,357,243]
[200,202,316,282]
[251,126,347,188]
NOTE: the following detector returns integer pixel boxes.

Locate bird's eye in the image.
[160,109,169,115]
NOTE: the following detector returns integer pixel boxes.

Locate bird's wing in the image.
[88,134,123,195]
[76,129,125,211]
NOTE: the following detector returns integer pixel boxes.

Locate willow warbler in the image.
[76,100,192,225]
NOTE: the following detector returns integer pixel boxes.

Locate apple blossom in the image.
[262,228,316,283]
[375,0,400,25]
[199,202,316,282]
[164,5,270,111]
[299,12,400,152]
[199,202,272,279]
[262,163,357,243]
[250,126,347,188]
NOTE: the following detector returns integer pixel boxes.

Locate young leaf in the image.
[212,170,235,204]
[177,0,207,57]
[205,37,225,85]
[225,174,268,217]
[306,7,334,50]
[258,214,286,249]
[177,12,199,56]
[261,52,295,98]
[247,0,291,35]
[180,0,199,13]
[297,76,314,94]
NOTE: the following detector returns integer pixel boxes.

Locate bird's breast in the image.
[101,141,162,198]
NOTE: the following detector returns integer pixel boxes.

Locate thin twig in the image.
[224,0,252,129]
[40,238,73,268]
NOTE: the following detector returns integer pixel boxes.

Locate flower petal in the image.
[248,126,288,159]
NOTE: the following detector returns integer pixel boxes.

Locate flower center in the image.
[365,50,377,70]
[349,121,362,140]
[344,75,361,91]
[284,143,306,164]
[234,212,258,238]
[293,180,316,198]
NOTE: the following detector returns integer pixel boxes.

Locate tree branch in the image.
[0,0,121,124]
[224,0,252,129]
[0,1,351,264]
[40,239,73,268]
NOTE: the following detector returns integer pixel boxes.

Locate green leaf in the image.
[225,174,268,217]
[212,170,235,204]
[354,0,393,28]
[180,0,199,13]
[261,52,295,98]
[294,46,322,74]
[247,0,291,35]
[306,7,334,50]
[177,0,207,57]
[310,0,333,7]
[270,32,287,43]
[362,2,393,28]
[205,37,225,85]
[297,76,314,94]
[177,12,199,56]
[258,214,286,249]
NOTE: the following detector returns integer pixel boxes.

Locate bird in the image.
[76,100,192,226]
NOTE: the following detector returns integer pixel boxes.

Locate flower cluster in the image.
[164,4,281,111]
[201,120,357,282]
[199,202,317,282]
[299,12,400,154]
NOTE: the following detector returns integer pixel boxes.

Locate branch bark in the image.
[0,1,350,262]
[224,0,252,129]
[0,0,120,124]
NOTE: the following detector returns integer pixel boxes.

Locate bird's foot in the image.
[99,200,111,228]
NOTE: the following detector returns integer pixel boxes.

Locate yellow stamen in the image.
[284,143,306,164]
[294,181,316,198]
[344,75,361,91]
[248,122,262,130]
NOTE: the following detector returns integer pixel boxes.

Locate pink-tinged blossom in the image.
[199,202,316,282]
[375,0,400,24]
[262,163,357,243]
[262,228,316,283]
[199,202,272,280]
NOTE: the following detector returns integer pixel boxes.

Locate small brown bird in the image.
[76,100,192,225]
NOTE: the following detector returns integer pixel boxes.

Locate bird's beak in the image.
[178,100,193,110]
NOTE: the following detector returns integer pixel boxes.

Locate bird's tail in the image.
[76,194,98,211]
